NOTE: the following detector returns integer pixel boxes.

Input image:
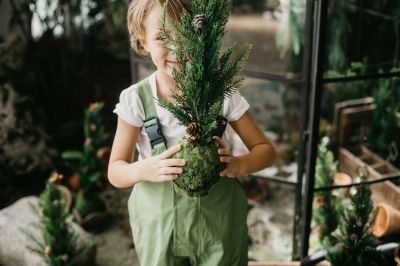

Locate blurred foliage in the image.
[313,139,341,245]
[327,0,349,71]
[275,0,305,58]
[275,0,400,73]
[275,0,306,171]
[324,63,400,166]
[62,102,110,216]
[327,0,400,73]
[327,61,372,106]
[0,83,56,177]
[0,0,130,190]
[230,0,267,13]
[369,77,400,166]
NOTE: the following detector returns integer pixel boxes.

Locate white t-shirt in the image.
[113,71,249,160]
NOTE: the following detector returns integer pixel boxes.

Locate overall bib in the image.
[127,78,248,266]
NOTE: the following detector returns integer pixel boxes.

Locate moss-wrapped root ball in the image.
[172,138,225,197]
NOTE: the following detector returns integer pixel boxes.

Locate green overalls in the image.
[128,78,248,266]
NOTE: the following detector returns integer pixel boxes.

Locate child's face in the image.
[140,3,178,78]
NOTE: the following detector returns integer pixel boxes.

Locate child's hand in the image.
[143,145,186,182]
[213,136,245,178]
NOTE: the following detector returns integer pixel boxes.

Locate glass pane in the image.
[239,77,303,261]
[223,0,307,76]
[310,78,400,257]
[320,78,400,168]
[324,0,400,76]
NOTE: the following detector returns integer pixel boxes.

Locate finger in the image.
[218,148,230,156]
[220,169,227,177]
[158,167,183,175]
[159,174,178,182]
[219,156,232,163]
[212,136,226,148]
[160,158,186,167]
[226,172,237,178]
[159,145,181,159]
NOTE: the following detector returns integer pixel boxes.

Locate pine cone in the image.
[185,122,201,144]
[192,14,205,31]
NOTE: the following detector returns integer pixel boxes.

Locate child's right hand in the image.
[141,144,186,183]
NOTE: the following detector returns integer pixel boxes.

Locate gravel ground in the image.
[94,185,140,266]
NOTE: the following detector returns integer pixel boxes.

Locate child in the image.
[108,0,277,265]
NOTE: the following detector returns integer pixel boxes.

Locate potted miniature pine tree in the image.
[326,175,387,266]
[159,0,251,197]
[22,172,92,266]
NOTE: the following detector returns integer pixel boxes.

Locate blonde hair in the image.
[127,0,192,58]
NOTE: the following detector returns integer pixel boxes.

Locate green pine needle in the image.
[159,0,251,144]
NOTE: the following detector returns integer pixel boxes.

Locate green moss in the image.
[172,138,225,197]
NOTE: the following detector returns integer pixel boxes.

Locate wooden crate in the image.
[339,146,400,208]
[333,97,400,209]
[333,97,375,148]
[334,98,400,209]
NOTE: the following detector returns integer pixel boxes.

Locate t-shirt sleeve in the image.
[224,90,250,122]
[113,87,144,127]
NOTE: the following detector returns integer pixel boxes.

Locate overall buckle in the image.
[143,116,167,149]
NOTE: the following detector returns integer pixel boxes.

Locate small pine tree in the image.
[313,139,340,244]
[23,172,81,266]
[159,0,251,197]
[326,175,386,266]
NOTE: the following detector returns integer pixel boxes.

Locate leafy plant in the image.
[62,102,110,216]
[369,77,400,165]
[313,139,341,244]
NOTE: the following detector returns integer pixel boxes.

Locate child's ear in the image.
[139,36,148,51]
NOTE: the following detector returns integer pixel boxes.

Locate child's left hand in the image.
[213,136,245,178]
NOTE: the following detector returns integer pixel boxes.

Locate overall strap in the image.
[137,78,167,155]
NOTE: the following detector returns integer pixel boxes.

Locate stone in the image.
[0,196,96,266]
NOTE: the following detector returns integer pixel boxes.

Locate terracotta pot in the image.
[333,172,352,197]
[68,173,80,191]
[373,203,400,238]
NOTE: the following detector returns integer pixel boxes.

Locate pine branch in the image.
[159,0,251,143]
